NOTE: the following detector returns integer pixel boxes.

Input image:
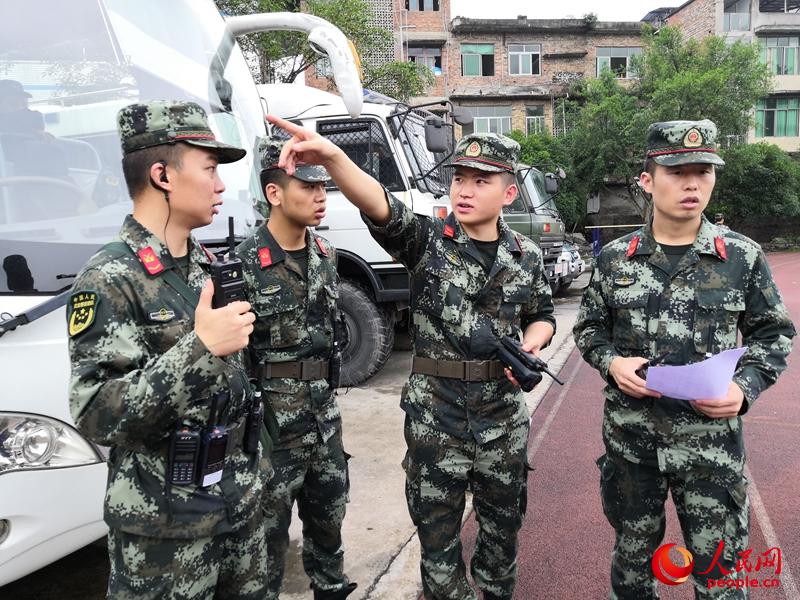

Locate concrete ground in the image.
[279,274,589,600]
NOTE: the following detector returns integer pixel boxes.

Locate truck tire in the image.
[338,280,395,386]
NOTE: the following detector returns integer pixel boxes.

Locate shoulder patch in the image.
[137,246,164,275]
[68,291,99,337]
[314,235,329,257]
[258,247,272,269]
[626,236,640,259]
[714,236,727,261]
[200,244,216,262]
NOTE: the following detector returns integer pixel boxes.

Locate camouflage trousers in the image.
[262,427,351,598]
[106,513,267,599]
[598,399,749,600]
[402,415,531,600]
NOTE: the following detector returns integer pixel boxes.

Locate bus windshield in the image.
[0,0,266,294]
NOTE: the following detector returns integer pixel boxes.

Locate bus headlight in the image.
[0,414,102,474]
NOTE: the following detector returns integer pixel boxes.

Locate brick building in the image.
[305,0,644,136]
[448,17,643,136]
[667,0,800,152]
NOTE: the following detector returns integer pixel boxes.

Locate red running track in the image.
[461,252,800,599]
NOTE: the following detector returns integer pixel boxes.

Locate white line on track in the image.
[744,464,798,599]
[527,349,583,462]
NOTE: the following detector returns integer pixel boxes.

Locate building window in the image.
[596,47,642,78]
[724,0,751,31]
[526,106,546,135]
[461,105,512,136]
[509,44,541,76]
[461,44,495,76]
[760,36,799,75]
[758,0,800,13]
[408,46,442,76]
[406,0,440,10]
[756,97,800,137]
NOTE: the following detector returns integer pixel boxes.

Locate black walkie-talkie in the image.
[211,216,246,308]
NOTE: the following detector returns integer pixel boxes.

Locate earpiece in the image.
[158,160,169,184]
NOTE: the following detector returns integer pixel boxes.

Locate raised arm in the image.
[266,114,390,225]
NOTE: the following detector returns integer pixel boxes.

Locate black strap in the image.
[0,290,71,337]
[104,241,200,309]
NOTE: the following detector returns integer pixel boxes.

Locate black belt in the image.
[412,357,505,381]
[253,360,330,381]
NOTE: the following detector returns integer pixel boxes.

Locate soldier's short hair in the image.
[121,143,188,198]
[260,167,290,193]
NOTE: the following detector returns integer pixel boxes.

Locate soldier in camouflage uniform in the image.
[68,101,270,599]
[573,119,795,599]
[237,136,356,600]
[265,116,556,600]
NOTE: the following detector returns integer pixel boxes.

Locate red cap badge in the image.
[258,247,272,268]
[443,224,455,238]
[137,246,164,275]
[626,236,640,259]
[714,236,727,260]
[315,236,328,257]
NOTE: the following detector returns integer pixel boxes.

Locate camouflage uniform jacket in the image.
[238,226,340,449]
[574,217,795,455]
[68,215,269,539]
[364,194,555,444]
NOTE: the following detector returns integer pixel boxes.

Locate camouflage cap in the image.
[645,119,725,167]
[258,136,330,183]
[0,79,31,98]
[117,100,246,163]
[443,133,519,173]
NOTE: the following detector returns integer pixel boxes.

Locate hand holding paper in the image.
[645,347,748,401]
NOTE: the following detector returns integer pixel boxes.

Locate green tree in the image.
[637,27,772,138]
[215,0,432,101]
[506,130,583,228]
[712,143,800,221]
[557,25,773,222]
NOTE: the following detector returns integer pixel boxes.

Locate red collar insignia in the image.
[714,236,727,260]
[137,246,164,275]
[315,236,328,256]
[626,236,640,259]
[258,247,272,268]
[515,235,524,255]
[443,224,455,238]
[200,244,215,262]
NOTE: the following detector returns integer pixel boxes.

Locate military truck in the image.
[0,0,361,586]
[261,84,565,386]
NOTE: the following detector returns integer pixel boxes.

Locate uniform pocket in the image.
[693,289,744,355]
[721,478,749,564]
[498,284,530,332]
[252,292,303,348]
[596,454,622,531]
[608,288,650,351]
[418,264,465,325]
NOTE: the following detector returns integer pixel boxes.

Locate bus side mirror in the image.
[424,117,450,153]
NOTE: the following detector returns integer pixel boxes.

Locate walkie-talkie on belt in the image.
[211,216,246,308]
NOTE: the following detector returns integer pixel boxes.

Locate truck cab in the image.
[0,0,360,586]
[503,166,566,293]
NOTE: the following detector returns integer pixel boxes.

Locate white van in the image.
[0,0,360,586]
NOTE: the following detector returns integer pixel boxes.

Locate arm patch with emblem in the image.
[67,291,99,337]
